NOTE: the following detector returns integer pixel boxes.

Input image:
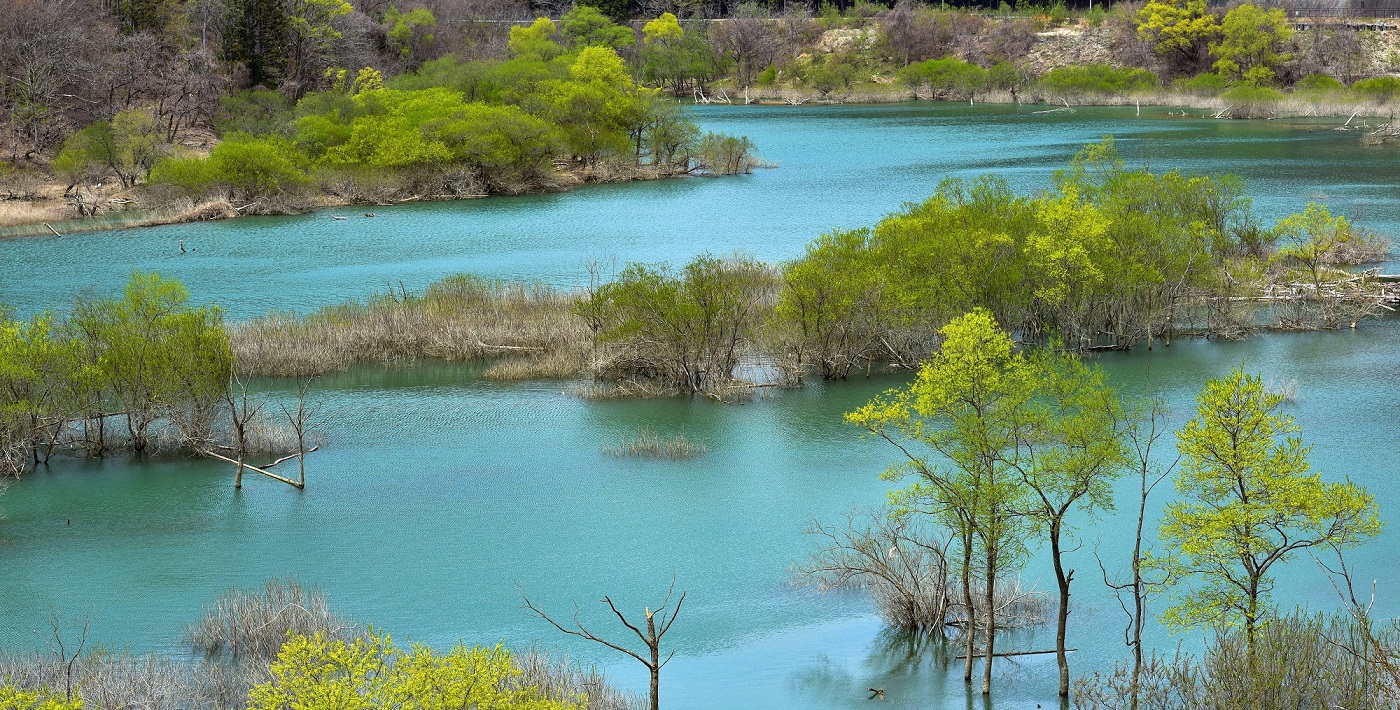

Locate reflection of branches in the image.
[521,579,684,710]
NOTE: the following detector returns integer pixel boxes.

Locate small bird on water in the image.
[179,240,187,254]
[867,687,885,700]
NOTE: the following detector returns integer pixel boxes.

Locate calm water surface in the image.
[1,103,1398,708]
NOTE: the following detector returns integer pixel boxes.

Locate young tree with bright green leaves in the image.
[533,46,642,164]
[1023,185,1111,345]
[287,0,354,96]
[0,310,89,476]
[584,254,775,394]
[1005,348,1129,698]
[53,110,169,188]
[847,308,1036,696]
[639,13,722,95]
[384,5,437,61]
[1211,3,1293,86]
[776,228,884,379]
[248,632,580,710]
[1160,367,1381,653]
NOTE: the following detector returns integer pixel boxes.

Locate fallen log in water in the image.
[955,648,1077,660]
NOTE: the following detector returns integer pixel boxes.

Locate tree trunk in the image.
[1051,523,1071,697]
[962,533,975,683]
[982,547,996,695]
[648,611,661,710]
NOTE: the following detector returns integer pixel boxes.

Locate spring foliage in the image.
[1159,368,1381,644]
[248,633,580,710]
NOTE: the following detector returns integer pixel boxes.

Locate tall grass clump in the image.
[602,428,708,459]
[228,274,591,377]
[187,578,356,663]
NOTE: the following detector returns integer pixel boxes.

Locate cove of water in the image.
[1,103,1398,709]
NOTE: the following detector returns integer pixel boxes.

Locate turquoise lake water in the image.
[1,103,1398,708]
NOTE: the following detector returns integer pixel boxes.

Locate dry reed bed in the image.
[228,276,592,378]
[602,428,708,459]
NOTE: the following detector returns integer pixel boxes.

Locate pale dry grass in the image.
[229,275,592,378]
[0,199,67,230]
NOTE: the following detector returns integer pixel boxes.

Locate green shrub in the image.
[1351,76,1400,102]
[1038,64,1158,96]
[898,58,988,99]
[1221,84,1284,104]
[151,134,311,199]
[1084,6,1107,26]
[1295,73,1344,94]
[989,61,1031,90]
[148,154,216,196]
[757,64,777,85]
[1174,72,1229,96]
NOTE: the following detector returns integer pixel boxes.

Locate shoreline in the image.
[3,92,1394,240]
[0,163,676,241]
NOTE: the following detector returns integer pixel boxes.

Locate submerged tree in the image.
[1160,367,1381,653]
[523,580,684,710]
[1005,348,1129,698]
[848,308,1035,695]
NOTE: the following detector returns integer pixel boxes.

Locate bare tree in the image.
[522,580,685,710]
[224,374,266,489]
[795,509,952,632]
[1098,396,1178,710]
[278,375,320,487]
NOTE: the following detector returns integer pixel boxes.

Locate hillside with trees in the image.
[6,0,1400,231]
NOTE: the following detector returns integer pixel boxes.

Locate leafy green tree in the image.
[1160,368,1381,652]
[1005,348,1129,698]
[898,58,988,100]
[53,111,169,188]
[153,134,312,199]
[248,632,579,709]
[287,0,354,96]
[847,308,1035,695]
[560,5,636,51]
[639,14,721,94]
[586,254,775,394]
[776,228,883,379]
[533,47,638,164]
[1023,186,1110,343]
[1211,3,1293,86]
[71,272,233,453]
[0,311,87,476]
[384,5,437,61]
[1135,0,1220,73]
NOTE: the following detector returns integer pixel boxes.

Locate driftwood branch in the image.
[201,449,303,489]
